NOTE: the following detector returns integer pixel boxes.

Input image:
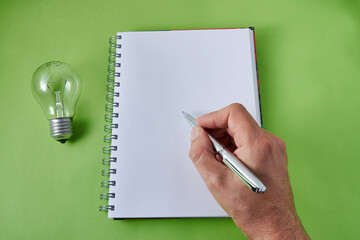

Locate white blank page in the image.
[108,29,260,218]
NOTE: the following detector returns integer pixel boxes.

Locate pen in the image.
[182,111,267,193]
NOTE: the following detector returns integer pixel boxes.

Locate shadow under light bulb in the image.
[31,61,81,143]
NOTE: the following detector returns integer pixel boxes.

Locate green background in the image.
[0,0,359,239]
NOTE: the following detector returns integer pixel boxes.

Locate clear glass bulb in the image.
[31,61,81,143]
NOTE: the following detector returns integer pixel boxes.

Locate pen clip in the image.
[219,148,265,194]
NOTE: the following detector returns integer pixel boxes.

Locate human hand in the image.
[189,103,309,239]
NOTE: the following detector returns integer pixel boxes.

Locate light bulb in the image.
[31,61,81,143]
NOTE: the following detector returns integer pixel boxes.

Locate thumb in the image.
[189,126,228,188]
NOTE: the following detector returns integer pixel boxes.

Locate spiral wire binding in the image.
[99,35,122,212]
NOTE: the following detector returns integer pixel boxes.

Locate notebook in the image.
[100,28,262,219]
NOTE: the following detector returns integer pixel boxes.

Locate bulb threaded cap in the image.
[49,117,73,143]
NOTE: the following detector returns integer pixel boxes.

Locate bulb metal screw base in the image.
[49,117,73,143]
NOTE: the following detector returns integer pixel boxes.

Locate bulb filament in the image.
[55,91,64,118]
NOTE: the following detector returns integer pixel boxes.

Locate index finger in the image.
[196,103,260,146]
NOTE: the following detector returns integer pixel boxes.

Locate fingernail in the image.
[191,127,201,141]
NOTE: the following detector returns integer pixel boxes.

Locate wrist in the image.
[233,207,309,240]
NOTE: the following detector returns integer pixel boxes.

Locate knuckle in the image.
[267,132,287,154]
[255,132,288,164]
[229,103,245,112]
[276,137,287,153]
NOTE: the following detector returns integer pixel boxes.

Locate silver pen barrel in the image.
[183,111,266,193]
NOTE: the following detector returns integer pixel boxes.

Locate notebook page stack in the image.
[101,28,262,219]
